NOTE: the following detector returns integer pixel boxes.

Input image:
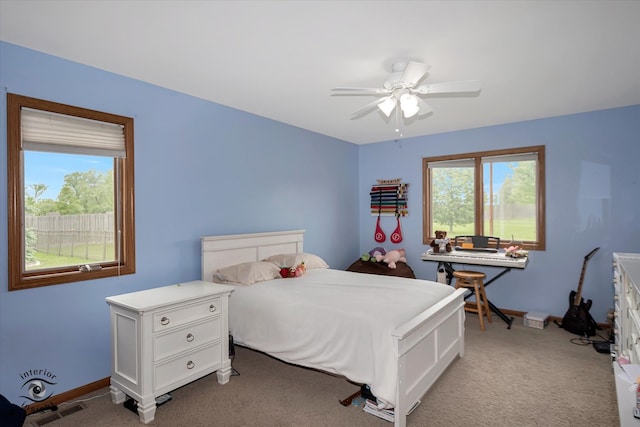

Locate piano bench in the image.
[453,270,492,331]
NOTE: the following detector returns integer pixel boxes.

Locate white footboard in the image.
[391,287,466,427]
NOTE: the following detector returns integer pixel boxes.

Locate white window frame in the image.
[422,145,546,251]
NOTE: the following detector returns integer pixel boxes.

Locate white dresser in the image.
[613,253,640,363]
[612,253,640,426]
[106,280,234,424]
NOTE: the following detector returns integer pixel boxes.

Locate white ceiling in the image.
[1,0,639,145]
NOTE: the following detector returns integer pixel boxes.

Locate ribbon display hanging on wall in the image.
[369,180,408,217]
[370,179,408,244]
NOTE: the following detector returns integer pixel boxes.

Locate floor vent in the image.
[59,403,85,417]
[31,403,86,426]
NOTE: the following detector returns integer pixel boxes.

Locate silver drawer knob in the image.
[209,304,216,312]
[187,361,195,369]
[160,316,170,325]
[186,333,194,342]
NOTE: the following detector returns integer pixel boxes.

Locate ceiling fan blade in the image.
[399,62,430,88]
[332,87,391,95]
[350,96,394,117]
[413,80,481,95]
[416,97,433,116]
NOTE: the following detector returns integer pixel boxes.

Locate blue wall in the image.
[359,105,640,326]
[1,41,639,406]
[0,42,359,405]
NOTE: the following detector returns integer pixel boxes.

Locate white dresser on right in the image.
[613,253,640,363]
[612,252,640,426]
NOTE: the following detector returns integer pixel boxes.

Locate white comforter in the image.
[227,268,455,406]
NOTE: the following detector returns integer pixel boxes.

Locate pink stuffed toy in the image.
[376,249,407,269]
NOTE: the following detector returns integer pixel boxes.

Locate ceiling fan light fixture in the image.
[332,61,480,129]
[400,93,419,118]
[378,97,396,117]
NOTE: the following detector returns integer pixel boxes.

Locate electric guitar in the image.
[559,247,599,336]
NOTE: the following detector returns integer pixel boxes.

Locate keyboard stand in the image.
[425,250,528,329]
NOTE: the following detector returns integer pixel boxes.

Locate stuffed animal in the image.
[369,247,386,258]
[293,264,305,277]
[361,247,386,262]
[279,262,306,278]
[430,230,451,253]
[376,249,407,269]
[505,245,528,258]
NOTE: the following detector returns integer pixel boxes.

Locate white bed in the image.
[201,230,466,427]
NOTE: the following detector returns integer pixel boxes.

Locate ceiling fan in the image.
[331,61,480,125]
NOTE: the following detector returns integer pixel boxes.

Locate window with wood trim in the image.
[423,146,545,251]
[7,94,135,290]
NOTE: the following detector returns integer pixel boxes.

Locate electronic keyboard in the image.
[421,249,528,269]
[453,246,498,253]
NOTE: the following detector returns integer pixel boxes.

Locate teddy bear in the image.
[375,249,406,269]
[430,230,451,253]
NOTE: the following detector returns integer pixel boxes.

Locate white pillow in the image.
[263,253,329,269]
[215,261,281,285]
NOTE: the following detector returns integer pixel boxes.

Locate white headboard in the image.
[201,230,305,282]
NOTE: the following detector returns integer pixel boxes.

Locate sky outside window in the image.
[25,151,112,200]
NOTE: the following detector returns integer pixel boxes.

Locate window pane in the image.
[483,159,537,242]
[431,166,475,236]
[24,151,115,271]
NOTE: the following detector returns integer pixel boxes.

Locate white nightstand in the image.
[106,280,234,424]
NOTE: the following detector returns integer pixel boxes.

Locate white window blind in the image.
[21,108,126,157]
[482,152,538,163]
[427,158,474,168]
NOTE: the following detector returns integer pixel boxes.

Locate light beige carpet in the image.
[24,315,619,426]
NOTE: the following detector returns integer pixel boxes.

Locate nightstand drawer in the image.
[154,317,221,361]
[154,342,222,391]
[153,297,221,332]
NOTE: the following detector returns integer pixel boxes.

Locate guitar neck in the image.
[573,247,599,306]
[573,263,587,305]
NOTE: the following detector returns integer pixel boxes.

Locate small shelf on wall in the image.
[370,179,408,217]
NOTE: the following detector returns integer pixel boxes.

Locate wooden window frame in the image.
[7,94,136,291]
[422,145,545,251]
